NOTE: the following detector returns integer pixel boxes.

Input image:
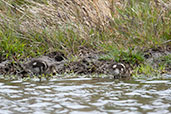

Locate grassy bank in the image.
[0,0,170,76]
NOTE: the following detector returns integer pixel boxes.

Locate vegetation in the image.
[0,0,170,76]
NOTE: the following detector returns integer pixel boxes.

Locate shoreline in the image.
[0,44,170,79]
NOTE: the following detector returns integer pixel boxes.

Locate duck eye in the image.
[33,62,37,66]
[113,65,117,69]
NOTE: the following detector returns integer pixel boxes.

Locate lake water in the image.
[0,74,170,114]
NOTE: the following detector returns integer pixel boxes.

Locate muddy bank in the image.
[0,45,170,79]
[0,52,131,79]
[143,44,171,72]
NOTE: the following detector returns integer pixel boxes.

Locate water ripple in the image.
[0,75,170,114]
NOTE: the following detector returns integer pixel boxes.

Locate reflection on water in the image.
[0,75,170,114]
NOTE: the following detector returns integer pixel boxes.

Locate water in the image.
[0,75,170,114]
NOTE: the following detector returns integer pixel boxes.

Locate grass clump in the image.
[109,0,170,49]
[133,63,166,77]
[99,47,144,65]
[0,27,26,59]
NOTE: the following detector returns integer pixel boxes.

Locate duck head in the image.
[110,63,126,78]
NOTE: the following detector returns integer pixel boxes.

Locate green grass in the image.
[99,48,144,65]
[0,27,25,58]
[109,0,170,48]
[132,63,166,77]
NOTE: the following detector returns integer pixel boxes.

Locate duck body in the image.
[29,60,48,75]
[24,56,57,76]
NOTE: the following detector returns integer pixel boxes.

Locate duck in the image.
[30,60,48,75]
[46,64,57,76]
[110,63,126,79]
[25,59,57,76]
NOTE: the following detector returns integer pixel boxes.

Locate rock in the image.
[0,60,9,75]
[0,60,18,75]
